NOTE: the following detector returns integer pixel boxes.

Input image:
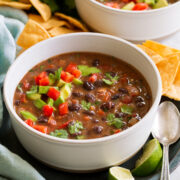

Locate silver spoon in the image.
[151,101,180,180]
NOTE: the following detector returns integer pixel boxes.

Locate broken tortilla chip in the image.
[55,12,88,32]
[137,44,164,64]
[0,0,31,9]
[48,27,78,37]
[28,14,72,30]
[156,53,180,94]
[143,40,180,57]
[30,0,51,21]
[17,19,50,49]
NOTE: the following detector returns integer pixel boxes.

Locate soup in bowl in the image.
[4,33,161,171]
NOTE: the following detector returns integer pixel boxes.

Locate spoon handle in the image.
[160,144,170,180]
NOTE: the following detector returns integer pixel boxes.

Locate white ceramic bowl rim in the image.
[4,32,162,145]
[88,0,180,14]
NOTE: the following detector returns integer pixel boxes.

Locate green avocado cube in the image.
[73,78,83,85]
[121,2,135,10]
[20,110,37,122]
[54,96,65,106]
[26,93,41,100]
[33,99,46,109]
[145,0,155,5]
[60,83,72,100]
[153,0,168,9]
[57,79,66,87]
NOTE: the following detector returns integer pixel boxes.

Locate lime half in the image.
[132,138,162,177]
[109,166,134,180]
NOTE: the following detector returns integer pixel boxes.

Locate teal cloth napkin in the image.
[0,6,45,180]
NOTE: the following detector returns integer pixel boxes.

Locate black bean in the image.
[136,102,146,108]
[94,80,104,87]
[38,115,48,123]
[83,110,95,116]
[85,93,95,102]
[72,92,83,97]
[83,81,95,90]
[108,72,117,77]
[68,104,81,112]
[14,100,20,106]
[119,88,128,94]
[115,112,126,118]
[100,102,115,111]
[111,94,121,100]
[92,119,99,123]
[93,126,103,134]
[45,69,56,74]
[92,59,100,67]
[135,96,144,103]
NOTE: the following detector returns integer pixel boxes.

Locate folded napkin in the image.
[0,6,45,180]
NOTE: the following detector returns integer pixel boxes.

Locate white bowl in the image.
[4,33,161,171]
[75,0,180,41]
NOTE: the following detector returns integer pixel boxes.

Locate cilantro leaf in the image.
[55,67,62,80]
[121,105,133,115]
[81,100,91,111]
[102,79,113,85]
[78,65,101,76]
[107,113,123,128]
[50,129,68,139]
[68,121,84,135]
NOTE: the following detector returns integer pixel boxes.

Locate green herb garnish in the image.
[121,105,133,115]
[50,129,68,139]
[81,100,91,111]
[26,85,38,95]
[78,65,101,76]
[94,100,101,105]
[102,73,119,86]
[55,67,62,80]
[102,79,113,85]
[107,113,123,128]
[68,121,83,135]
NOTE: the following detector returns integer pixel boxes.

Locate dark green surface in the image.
[0,96,180,180]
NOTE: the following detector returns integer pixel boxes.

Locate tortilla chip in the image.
[143,40,180,57]
[55,12,88,32]
[137,44,164,64]
[48,27,78,37]
[156,54,180,94]
[17,19,50,49]
[28,14,72,30]
[30,0,51,21]
[0,0,31,9]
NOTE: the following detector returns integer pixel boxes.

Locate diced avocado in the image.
[121,2,135,10]
[20,110,37,122]
[145,0,155,5]
[48,73,56,86]
[38,86,59,94]
[77,135,85,140]
[136,0,144,3]
[54,96,65,106]
[60,83,72,100]
[26,93,41,100]
[153,0,168,9]
[47,98,54,106]
[57,79,66,87]
[73,78,83,85]
[33,99,46,109]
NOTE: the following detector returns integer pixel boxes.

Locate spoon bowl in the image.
[152,101,180,180]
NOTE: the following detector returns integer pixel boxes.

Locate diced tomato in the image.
[61,71,74,82]
[47,87,60,100]
[114,129,122,134]
[43,105,53,117]
[39,76,49,86]
[24,119,34,127]
[126,85,139,97]
[121,95,132,104]
[23,80,30,90]
[84,115,91,121]
[105,2,119,8]
[35,71,49,85]
[20,94,27,103]
[132,3,148,10]
[33,125,48,134]
[59,102,68,115]
[66,63,77,73]
[98,109,105,116]
[58,120,72,129]
[89,74,98,83]
[71,69,81,78]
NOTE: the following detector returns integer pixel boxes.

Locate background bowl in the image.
[4,33,161,171]
[75,0,180,41]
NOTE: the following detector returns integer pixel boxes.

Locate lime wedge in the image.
[109,166,134,180]
[132,138,162,177]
